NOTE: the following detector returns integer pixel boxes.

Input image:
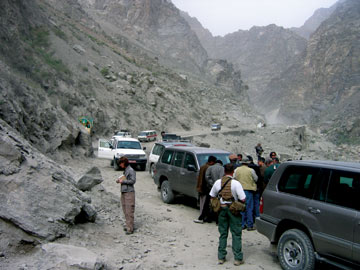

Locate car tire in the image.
[160,180,174,203]
[150,163,155,178]
[110,160,114,166]
[277,229,315,270]
[113,158,120,171]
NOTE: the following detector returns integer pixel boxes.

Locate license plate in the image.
[129,160,136,163]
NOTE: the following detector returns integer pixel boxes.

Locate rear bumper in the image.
[256,217,277,243]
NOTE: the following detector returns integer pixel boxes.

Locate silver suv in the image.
[256,160,360,270]
[153,146,230,203]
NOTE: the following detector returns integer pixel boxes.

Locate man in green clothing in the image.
[209,163,246,266]
[264,157,280,185]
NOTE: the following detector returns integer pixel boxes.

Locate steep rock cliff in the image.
[265,0,360,143]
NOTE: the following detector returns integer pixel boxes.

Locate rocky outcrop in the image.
[290,1,341,39]
[79,0,209,75]
[0,120,100,240]
[263,0,360,144]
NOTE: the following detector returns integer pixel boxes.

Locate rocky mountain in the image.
[0,0,255,160]
[182,13,307,106]
[263,0,360,144]
[290,1,341,39]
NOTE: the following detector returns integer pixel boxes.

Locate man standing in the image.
[205,159,224,190]
[210,163,246,266]
[233,157,258,231]
[264,157,280,186]
[116,157,136,234]
[194,155,216,223]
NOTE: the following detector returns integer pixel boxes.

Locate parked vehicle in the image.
[148,141,194,178]
[154,146,230,203]
[256,160,360,270]
[97,138,147,171]
[138,130,157,142]
[113,130,132,139]
[211,123,221,131]
[162,133,181,141]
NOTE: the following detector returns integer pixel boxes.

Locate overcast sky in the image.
[172,0,339,36]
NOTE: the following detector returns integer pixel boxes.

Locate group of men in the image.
[195,147,280,266]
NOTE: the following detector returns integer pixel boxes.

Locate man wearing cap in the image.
[233,157,258,231]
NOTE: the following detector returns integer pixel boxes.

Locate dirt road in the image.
[72,155,282,270]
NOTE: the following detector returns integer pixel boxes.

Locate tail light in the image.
[260,197,264,214]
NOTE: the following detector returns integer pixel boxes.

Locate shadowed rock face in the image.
[0,120,99,240]
[263,0,360,143]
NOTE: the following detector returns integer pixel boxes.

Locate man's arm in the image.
[251,168,258,182]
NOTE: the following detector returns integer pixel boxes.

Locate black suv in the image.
[153,146,230,203]
[256,160,360,270]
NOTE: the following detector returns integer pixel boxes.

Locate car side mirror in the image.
[187,165,197,172]
[143,147,146,150]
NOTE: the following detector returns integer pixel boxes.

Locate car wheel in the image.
[150,163,155,178]
[160,180,174,203]
[110,160,114,166]
[113,158,120,171]
[277,229,315,270]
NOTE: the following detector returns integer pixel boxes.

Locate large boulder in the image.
[0,120,98,240]
[76,166,103,191]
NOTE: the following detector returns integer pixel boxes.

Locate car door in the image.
[306,169,358,261]
[178,152,198,198]
[353,212,360,264]
[170,151,185,193]
[97,139,113,159]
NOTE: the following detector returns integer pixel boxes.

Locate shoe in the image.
[247,227,256,231]
[242,225,247,230]
[234,260,244,266]
[125,231,133,235]
[193,219,204,224]
[218,259,225,265]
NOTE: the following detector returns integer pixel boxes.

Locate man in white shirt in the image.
[210,163,246,266]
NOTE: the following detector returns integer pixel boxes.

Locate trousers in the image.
[121,191,135,232]
[217,206,243,261]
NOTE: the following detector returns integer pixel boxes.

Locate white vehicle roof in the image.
[113,137,140,142]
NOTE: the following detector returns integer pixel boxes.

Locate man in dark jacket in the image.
[194,155,216,223]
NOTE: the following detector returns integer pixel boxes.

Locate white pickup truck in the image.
[97,137,147,171]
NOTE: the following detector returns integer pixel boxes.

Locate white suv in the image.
[98,138,147,171]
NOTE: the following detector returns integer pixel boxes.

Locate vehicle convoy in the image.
[153,146,230,203]
[256,160,360,270]
[148,141,194,178]
[97,137,147,171]
[138,130,157,142]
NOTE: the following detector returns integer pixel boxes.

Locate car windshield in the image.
[115,132,126,136]
[197,153,230,167]
[139,132,147,136]
[117,141,141,149]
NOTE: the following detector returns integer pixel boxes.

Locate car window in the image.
[152,144,164,155]
[316,169,360,210]
[184,153,196,169]
[278,166,319,198]
[117,141,141,149]
[100,141,111,148]
[173,151,184,167]
[197,153,230,167]
[161,150,174,164]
